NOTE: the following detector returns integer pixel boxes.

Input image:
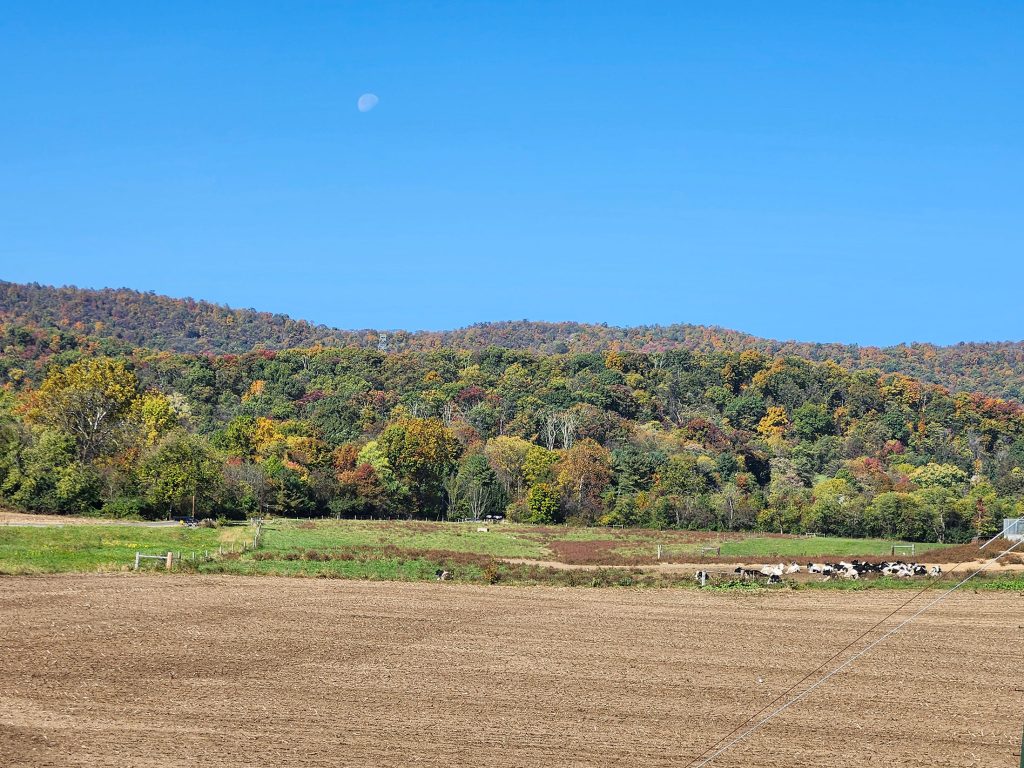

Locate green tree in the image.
[802,477,863,536]
[864,491,923,540]
[139,432,221,518]
[484,435,533,500]
[523,445,559,486]
[791,402,834,442]
[765,457,810,533]
[26,358,140,462]
[445,451,501,520]
[377,417,461,515]
[910,462,969,490]
[524,482,560,524]
[723,392,767,431]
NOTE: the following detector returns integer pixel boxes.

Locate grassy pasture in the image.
[262,519,950,558]
[4,517,1017,590]
[0,524,231,574]
[189,518,978,586]
[256,518,546,559]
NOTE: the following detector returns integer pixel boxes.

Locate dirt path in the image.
[1,575,1020,767]
[0,511,178,527]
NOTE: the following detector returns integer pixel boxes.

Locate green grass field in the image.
[715,535,948,558]
[2,517,1014,590]
[0,524,240,574]
[256,519,547,559]
[260,519,949,557]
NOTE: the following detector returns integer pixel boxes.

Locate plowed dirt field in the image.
[1,575,1020,767]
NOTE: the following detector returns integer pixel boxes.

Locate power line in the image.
[686,536,1024,768]
[683,530,1010,767]
[683,549,974,767]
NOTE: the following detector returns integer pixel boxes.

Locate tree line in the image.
[4,280,1024,399]
[2,338,1023,542]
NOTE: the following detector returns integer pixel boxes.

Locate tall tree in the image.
[26,358,139,462]
[139,432,221,518]
[377,417,461,514]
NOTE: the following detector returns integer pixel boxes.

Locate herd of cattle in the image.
[694,560,943,585]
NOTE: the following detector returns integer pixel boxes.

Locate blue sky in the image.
[1,2,1021,345]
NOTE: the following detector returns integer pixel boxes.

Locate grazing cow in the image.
[435,569,451,581]
[734,567,763,580]
[807,562,837,576]
[929,565,942,577]
[768,574,782,584]
[760,563,784,577]
[883,563,913,578]
[851,560,882,574]
[785,562,802,574]
[820,563,859,580]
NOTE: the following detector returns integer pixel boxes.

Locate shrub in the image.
[97,496,147,519]
[483,562,501,584]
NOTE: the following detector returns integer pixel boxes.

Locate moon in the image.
[357,93,379,112]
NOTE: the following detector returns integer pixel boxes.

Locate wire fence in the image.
[132,522,263,571]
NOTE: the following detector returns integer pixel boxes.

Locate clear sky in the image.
[1,2,1021,345]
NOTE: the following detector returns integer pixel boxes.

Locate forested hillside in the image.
[1,326,1022,542]
[3,280,1024,399]
[0,281,343,352]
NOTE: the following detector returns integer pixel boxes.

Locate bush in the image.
[483,562,501,584]
[98,496,147,519]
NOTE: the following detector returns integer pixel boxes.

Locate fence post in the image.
[657,544,662,560]
[165,552,173,570]
[134,552,140,571]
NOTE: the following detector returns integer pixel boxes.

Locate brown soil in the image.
[1,575,1020,767]
[0,511,105,526]
[0,511,177,527]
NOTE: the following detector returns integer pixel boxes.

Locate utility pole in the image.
[1018,623,1023,768]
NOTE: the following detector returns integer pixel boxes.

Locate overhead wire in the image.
[682,533,1022,768]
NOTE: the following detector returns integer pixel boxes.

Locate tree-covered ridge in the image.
[2,340,1023,543]
[0,281,347,353]
[3,280,1024,399]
